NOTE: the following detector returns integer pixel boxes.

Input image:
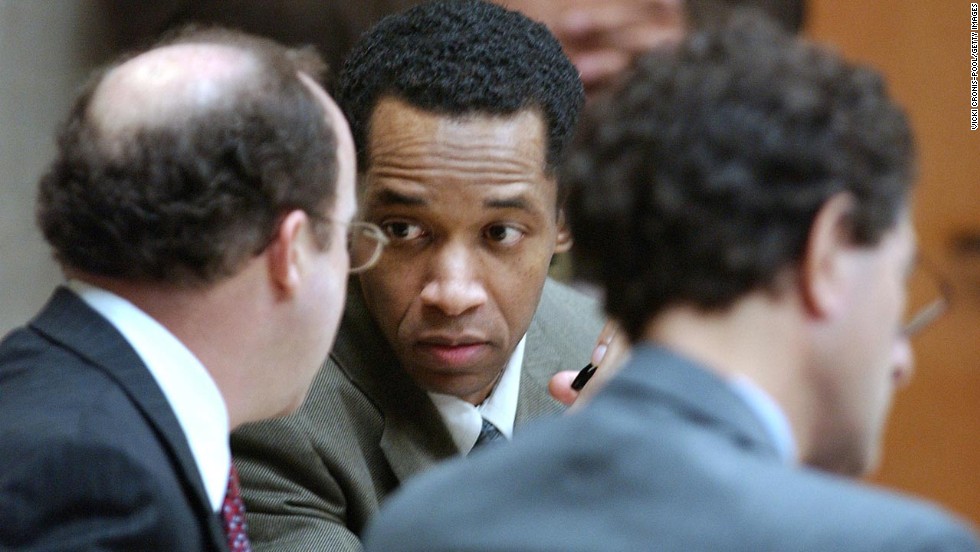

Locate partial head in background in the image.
[36,27,357,425]
[334,0,584,404]
[564,14,915,474]
[500,0,807,96]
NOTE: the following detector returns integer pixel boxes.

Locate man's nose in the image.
[419,242,488,317]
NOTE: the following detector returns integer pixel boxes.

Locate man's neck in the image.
[640,291,812,463]
[67,263,270,430]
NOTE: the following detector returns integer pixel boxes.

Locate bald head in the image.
[90,44,259,143]
[37,28,341,286]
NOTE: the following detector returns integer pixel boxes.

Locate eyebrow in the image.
[369,189,428,207]
[484,196,535,212]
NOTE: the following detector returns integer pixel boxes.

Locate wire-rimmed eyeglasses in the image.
[902,259,952,337]
[345,220,389,274]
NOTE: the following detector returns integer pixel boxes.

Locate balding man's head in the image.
[37,28,339,285]
[88,44,260,152]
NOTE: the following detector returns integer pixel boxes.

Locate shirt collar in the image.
[727,374,797,463]
[428,334,526,454]
[67,280,231,511]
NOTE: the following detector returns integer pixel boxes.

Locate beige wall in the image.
[0,1,115,335]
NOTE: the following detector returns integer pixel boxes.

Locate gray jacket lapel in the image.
[331,282,457,482]
[516,316,567,424]
[517,279,605,426]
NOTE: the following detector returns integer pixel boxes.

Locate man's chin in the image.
[405,365,500,404]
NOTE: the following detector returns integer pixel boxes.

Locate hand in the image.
[549,320,630,410]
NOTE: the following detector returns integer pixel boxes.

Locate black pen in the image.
[570,363,597,391]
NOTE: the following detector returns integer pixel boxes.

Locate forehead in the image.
[364,96,548,178]
[361,98,557,214]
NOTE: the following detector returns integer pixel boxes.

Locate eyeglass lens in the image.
[348,222,388,274]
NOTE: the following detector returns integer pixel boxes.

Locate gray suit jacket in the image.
[364,345,980,552]
[231,277,604,551]
[0,288,227,551]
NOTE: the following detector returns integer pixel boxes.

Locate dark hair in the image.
[564,14,914,341]
[334,0,584,179]
[36,27,338,286]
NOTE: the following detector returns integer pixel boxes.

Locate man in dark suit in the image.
[0,28,378,550]
[229,2,607,550]
[363,14,980,551]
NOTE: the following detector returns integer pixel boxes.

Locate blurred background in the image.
[1,0,977,526]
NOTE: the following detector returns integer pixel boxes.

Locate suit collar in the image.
[29,287,227,547]
[604,344,781,459]
[516,312,568,423]
[66,280,231,510]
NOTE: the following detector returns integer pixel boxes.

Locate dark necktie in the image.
[222,464,253,552]
[473,418,506,449]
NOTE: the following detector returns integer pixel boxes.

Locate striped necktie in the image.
[473,418,505,449]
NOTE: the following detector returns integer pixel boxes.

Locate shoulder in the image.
[1,327,146,442]
[1,327,199,501]
[685,456,980,551]
[0,422,205,550]
[764,467,980,551]
[365,411,980,552]
[538,278,601,314]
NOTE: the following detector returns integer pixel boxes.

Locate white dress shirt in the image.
[728,374,797,463]
[67,280,230,511]
[428,335,527,454]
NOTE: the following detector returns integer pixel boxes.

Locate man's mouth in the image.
[414,334,491,368]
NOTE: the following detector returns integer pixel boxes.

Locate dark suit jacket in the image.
[363,345,980,552]
[231,278,604,551]
[0,288,227,551]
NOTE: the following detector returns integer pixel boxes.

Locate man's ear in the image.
[554,208,573,253]
[267,210,311,297]
[800,192,856,320]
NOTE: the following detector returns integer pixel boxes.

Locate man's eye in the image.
[484,225,524,246]
[382,221,425,241]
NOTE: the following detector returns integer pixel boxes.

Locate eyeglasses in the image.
[256,214,388,273]
[345,220,389,274]
[902,258,952,337]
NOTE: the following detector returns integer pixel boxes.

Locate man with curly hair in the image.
[231,2,608,550]
[362,14,980,552]
[0,28,370,550]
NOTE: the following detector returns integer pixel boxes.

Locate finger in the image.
[548,370,581,406]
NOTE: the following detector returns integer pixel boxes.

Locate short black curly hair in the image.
[37,27,339,286]
[564,13,914,341]
[334,0,584,181]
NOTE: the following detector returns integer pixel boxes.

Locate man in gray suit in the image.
[230,2,606,550]
[363,14,980,552]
